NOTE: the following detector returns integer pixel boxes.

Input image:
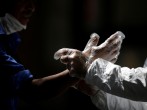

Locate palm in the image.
[83,31,125,64]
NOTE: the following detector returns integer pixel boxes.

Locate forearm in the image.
[35,69,79,99]
[86,58,147,101]
[25,69,79,101]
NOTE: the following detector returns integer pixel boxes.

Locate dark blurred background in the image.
[15,0,147,110]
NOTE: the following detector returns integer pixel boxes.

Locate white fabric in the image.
[0,13,26,35]
[86,58,147,101]
[106,93,147,110]
[91,90,147,110]
[143,58,147,68]
[88,58,147,110]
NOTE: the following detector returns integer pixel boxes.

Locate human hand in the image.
[83,31,125,64]
[55,49,88,78]
[54,31,125,78]
[53,33,100,78]
[54,33,99,61]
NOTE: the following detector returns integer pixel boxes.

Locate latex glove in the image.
[57,49,88,78]
[73,31,125,92]
[54,33,99,78]
[54,31,125,64]
[53,31,125,78]
[87,31,125,64]
[54,33,99,61]
[82,33,100,58]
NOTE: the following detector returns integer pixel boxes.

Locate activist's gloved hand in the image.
[85,31,125,64]
[54,31,125,78]
[54,32,99,61]
[70,31,125,95]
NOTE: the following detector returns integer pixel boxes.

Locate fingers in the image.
[58,49,77,60]
[106,32,122,46]
[83,33,100,55]
[60,55,69,64]
[108,40,121,53]
[106,31,125,62]
[107,31,125,43]
[60,49,86,64]
[54,31,124,69]
[117,31,125,39]
[54,48,87,78]
[61,50,87,78]
[54,48,74,60]
[104,31,125,56]
[89,31,125,63]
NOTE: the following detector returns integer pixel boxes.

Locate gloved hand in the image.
[54,32,99,61]
[56,49,88,78]
[85,31,125,64]
[54,33,99,78]
[54,31,125,78]
[71,32,125,109]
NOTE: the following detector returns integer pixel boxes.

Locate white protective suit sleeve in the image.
[90,89,147,110]
[106,93,147,110]
[91,90,147,110]
[90,58,147,110]
[86,58,147,101]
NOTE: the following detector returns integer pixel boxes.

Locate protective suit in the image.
[90,85,147,110]
[86,58,147,102]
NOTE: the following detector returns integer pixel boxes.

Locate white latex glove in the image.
[54,33,99,61]
[54,31,125,65]
[53,33,99,78]
[87,31,125,64]
[53,31,125,78]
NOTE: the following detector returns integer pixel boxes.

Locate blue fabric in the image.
[0,23,5,35]
[0,26,33,110]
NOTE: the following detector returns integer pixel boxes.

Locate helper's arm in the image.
[86,58,147,101]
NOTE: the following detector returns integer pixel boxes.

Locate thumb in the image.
[83,33,100,55]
